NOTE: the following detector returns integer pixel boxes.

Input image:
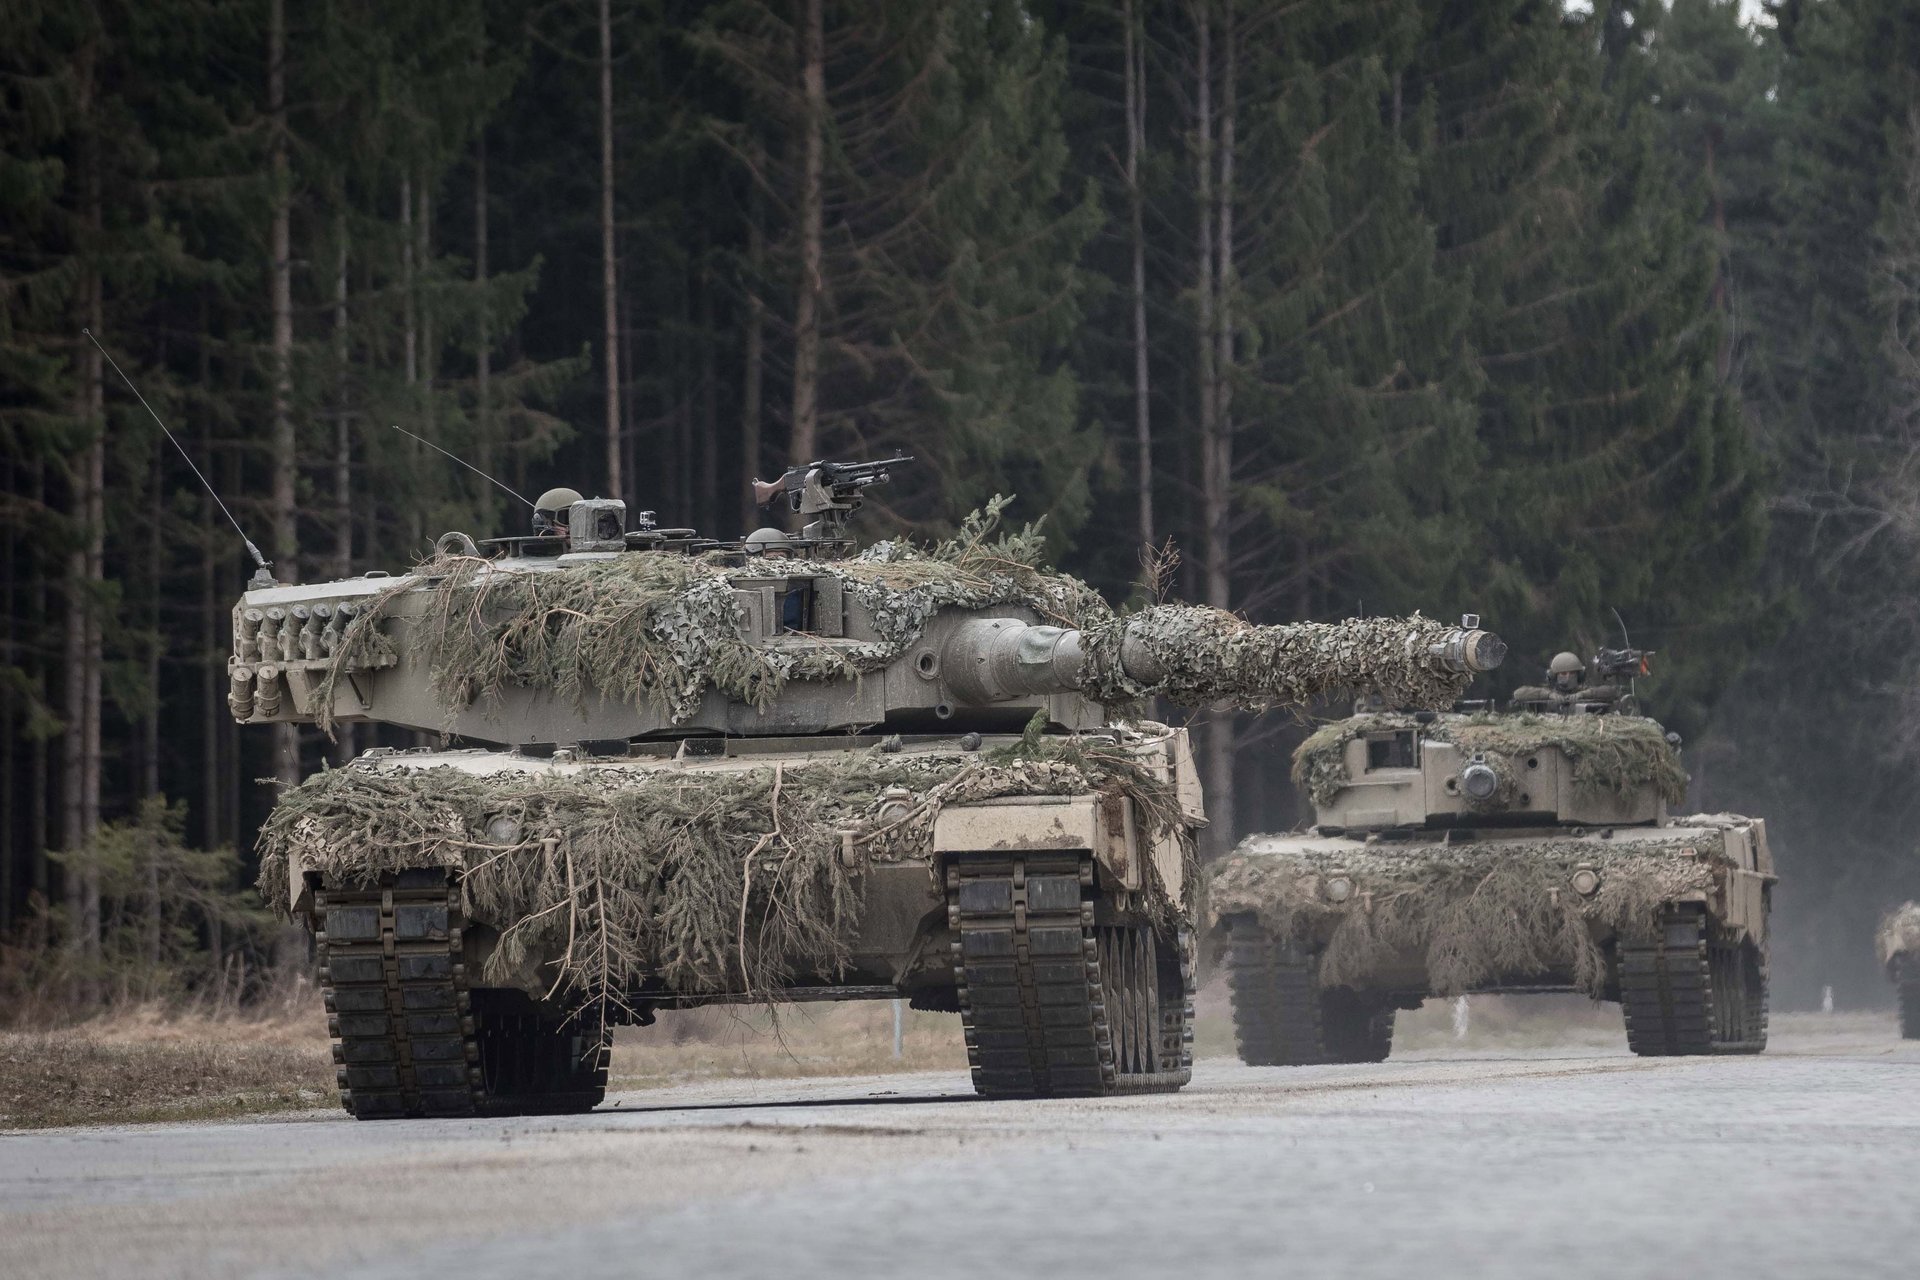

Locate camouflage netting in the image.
[1292,711,1689,809]
[1877,902,1920,969]
[258,736,1184,1009]
[315,500,1100,733]
[1210,832,1729,997]
[1077,608,1475,711]
[315,499,1474,733]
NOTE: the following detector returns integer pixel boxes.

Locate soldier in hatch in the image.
[531,487,583,537]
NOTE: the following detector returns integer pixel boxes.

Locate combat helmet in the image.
[532,487,583,536]
[743,527,795,558]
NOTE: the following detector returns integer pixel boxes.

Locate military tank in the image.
[1211,647,1775,1062]
[235,460,1504,1117]
[1879,903,1920,1038]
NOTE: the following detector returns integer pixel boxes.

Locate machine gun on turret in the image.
[751,455,913,554]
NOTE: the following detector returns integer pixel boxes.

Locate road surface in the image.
[5,1021,1916,1280]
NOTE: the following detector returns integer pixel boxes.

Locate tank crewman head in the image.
[744,527,794,560]
[532,487,584,537]
[1546,651,1584,695]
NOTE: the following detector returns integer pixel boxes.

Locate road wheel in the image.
[470,988,610,1115]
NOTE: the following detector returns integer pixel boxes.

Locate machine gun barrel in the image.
[942,608,1505,709]
[751,455,914,512]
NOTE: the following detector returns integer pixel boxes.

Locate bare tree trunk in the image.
[196,304,223,853]
[401,174,416,386]
[333,221,351,579]
[1214,2,1236,600]
[600,0,623,502]
[700,260,717,535]
[741,166,766,529]
[400,174,424,560]
[790,0,825,467]
[1707,127,1731,383]
[144,448,162,972]
[418,176,433,420]
[1,454,14,937]
[1192,0,1217,533]
[332,219,357,764]
[474,131,492,501]
[269,0,301,790]
[1123,0,1153,553]
[1191,0,1234,859]
[620,278,638,501]
[28,457,50,943]
[65,63,106,996]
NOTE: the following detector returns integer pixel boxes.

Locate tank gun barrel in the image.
[944,608,1504,709]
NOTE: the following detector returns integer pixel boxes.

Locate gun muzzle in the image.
[1428,626,1506,674]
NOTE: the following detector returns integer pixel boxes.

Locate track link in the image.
[315,871,611,1119]
[1621,904,1766,1056]
[948,852,1192,1098]
[1225,917,1392,1065]
[317,870,482,1119]
[1896,959,1920,1040]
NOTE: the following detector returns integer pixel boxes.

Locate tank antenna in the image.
[1611,606,1632,648]
[83,328,271,572]
[389,423,533,508]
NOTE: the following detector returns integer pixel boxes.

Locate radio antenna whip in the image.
[83,328,271,571]
[389,423,533,508]
[1611,606,1632,649]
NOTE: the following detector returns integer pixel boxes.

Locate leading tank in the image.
[1210,647,1776,1063]
[235,467,1505,1116]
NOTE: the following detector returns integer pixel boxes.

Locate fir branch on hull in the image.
[1211,834,1731,998]
[258,741,1182,1006]
[1292,712,1690,810]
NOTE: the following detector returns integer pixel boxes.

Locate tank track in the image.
[315,871,610,1119]
[1896,958,1920,1040]
[948,852,1193,1097]
[1620,904,1767,1056]
[1224,916,1393,1066]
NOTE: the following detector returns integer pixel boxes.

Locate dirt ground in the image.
[0,978,1892,1128]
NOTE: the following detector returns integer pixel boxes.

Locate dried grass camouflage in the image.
[258,736,1184,1009]
[314,500,1479,735]
[1211,831,1730,997]
[1877,902,1920,969]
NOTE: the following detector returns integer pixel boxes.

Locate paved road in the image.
[6,1024,1917,1280]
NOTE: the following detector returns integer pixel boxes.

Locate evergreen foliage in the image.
[0,0,1904,1010]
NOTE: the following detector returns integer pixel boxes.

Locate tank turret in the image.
[1293,645,1683,834]
[229,507,1504,747]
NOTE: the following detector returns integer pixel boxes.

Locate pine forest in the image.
[3,0,1918,1013]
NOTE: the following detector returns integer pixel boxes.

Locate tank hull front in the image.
[270,725,1205,1115]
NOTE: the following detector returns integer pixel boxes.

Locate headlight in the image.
[1461,762,1499,801]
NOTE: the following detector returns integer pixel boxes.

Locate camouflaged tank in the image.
[1211,647,1775,1063]
[236,465,1505,1117]
[1878,903,1920,1038]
